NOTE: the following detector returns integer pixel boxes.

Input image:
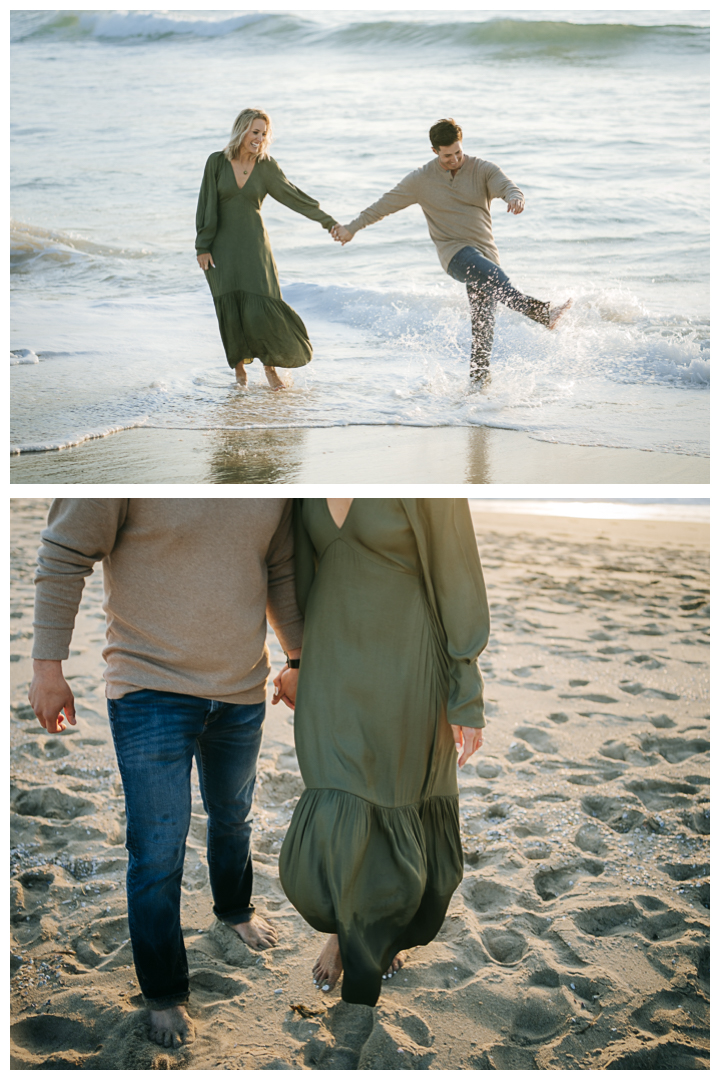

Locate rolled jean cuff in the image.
[142,990,190,1010]
[215,903,256,926]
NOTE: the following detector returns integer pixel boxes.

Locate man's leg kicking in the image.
[108,689,207,1049]
[194,700,278,949]
[449,246,571,375]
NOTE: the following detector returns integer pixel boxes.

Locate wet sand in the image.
[10,499,709,1069]
[10,425,708,484]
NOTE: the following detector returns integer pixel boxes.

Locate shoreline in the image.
[10,425,709,484]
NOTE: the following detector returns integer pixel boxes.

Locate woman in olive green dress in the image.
[276,498,489,1007]
[196,108,337,390]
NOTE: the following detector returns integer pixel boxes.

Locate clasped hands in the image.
[272,664,484,768]
[331,224,353,245]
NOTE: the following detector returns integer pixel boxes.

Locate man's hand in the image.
[331,224,353,245]
[506,198,524,215]
[450,725,484,767]
[28,659,76,734]
[272,665,299,709]
[197,253,215,270]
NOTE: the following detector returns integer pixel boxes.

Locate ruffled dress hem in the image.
[213,289,313,369]
[279,787,463,1006]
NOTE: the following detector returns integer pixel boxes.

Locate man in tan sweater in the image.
[333,118,571,384]
[28,499,303,1049]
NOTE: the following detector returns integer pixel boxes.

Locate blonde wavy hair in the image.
[223,108,274,162]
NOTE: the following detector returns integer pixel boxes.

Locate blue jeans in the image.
[107,689,265,1009]
[447,246,550,378]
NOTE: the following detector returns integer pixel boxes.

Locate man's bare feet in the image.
[313,934,343,992]
[228,913,278,950]
[264,365,286,391]
[547,298,573,330]
[234,361,249,386]
[148,1004,195,1049]
[382,951,407,980]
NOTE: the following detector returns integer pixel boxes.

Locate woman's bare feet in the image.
[313,934,343,992]
[264,365,286,391]
[547,298,573,329]
[382,951,407,980]
[148,1004,195,1049]
[234,361,250,386]
[312,936,407,992]
[228,913,278,950]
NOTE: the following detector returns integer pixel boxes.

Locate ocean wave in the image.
[285,279,710,389]
[10,420,149,455]
[11,11,708,55]
[10,349,39,367]
[10,220,150,271]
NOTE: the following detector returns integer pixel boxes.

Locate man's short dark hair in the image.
[429,118,463,149]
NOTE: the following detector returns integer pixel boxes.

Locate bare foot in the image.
[313,934,343,992]
[148,1004,195,1049]
[264,365,286,391]
[382,951,407,980]
[234,361,249,387]
[547,298,573,330]
[228,913,278,950]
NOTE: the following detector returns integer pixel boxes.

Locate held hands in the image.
[331,224,353,245]
[28,660,77,734]
[451,725,484,768]
[197,253,215,270]
[272,664,299,710]
[506,198,524,215]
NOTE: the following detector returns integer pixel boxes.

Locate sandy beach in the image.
[9,426,709,485]
[10,499,709,1069]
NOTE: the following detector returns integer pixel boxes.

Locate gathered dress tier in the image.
[195,152,336,369]
[279,498,490,1006]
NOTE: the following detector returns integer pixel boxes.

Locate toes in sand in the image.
[313,934,343,992]
[229,913,278,950]
[148,1004,195,1049]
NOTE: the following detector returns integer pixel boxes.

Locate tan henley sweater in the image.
[347,155,523,272]
[32,499,303,703]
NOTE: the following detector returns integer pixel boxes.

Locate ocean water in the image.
[10,9,709,460]
[469,498,710,522]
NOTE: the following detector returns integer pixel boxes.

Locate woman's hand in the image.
[197,253,215,270]
[272,664,299,709]
[331,224,353,245]
[451,725,484,767]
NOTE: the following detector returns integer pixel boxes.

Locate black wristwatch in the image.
[286,657,300,669]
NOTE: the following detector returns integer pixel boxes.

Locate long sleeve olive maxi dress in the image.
[195,152,337,370]
[279,498,490,1007]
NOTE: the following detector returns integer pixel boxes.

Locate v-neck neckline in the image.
[325,498,355,531]
[229,156,257,193]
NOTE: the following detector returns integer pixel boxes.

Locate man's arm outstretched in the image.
[332,170,419,245]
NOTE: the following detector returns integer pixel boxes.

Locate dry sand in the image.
[10,499,709,1070]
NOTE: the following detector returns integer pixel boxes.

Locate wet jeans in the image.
[447,246,550,378]
[107,689,265,1008]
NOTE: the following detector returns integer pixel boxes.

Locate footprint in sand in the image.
[533,858,604,901]
[482,927,528,965]
[574,823,610,857]
[623,778,698,811]
[513,727,559,754]
[189,969,250,999]
[629,988,706,1037]
[636,734,709,764]
[11,1015,100,1070]
[619,681,680,700]
[11,786,99,820]
[464,877,516,915]
[580,794,645,833]
[511,987,570,1046]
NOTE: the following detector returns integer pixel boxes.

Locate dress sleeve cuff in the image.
[447,659,486,729]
